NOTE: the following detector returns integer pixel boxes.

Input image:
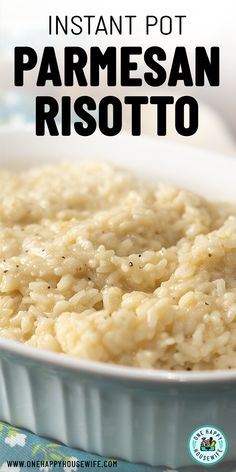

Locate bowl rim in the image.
[0,337,236,384]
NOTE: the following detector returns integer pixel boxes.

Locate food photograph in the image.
[0,1,236,471]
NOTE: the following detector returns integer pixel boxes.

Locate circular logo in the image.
[188,425,228,466]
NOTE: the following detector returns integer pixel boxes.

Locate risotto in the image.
[0,162,236,370]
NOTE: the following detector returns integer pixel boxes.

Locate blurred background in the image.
[0,0,236,156]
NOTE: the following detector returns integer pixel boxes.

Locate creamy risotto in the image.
[0,162,236,370]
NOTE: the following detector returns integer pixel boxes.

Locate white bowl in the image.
[0,128,236,469]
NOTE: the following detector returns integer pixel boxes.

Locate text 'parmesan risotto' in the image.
[0,162,236,371]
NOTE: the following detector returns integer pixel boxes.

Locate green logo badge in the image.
[188,425,228,465]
